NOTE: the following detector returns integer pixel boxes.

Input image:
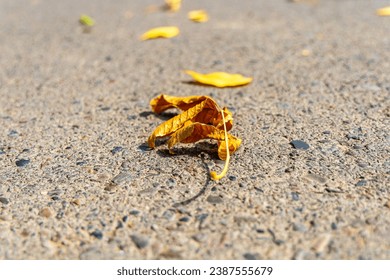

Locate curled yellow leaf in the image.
[185,70,252,88]
[148,94,241,180]
[188,10,209,23]
[148,99,211,148]
[149,94,233,134]
[377,6,390,16]
[140,26,179,40]
[150,94,208,114]
[165,0,181,12]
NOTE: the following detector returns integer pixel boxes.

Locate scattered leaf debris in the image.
[165,0,181,12]
[188,10,209,23]
[184,70,252,87]
[140,26,180,40]
[79,14,95,27]
[377,6,390,16]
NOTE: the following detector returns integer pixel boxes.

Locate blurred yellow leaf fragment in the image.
[140,26,179,40]
[184,70,252,88]
[79,14,95,27]
[188,10,209,23]
[301,49,311,56]
[377,6,390,16]
[165,0,181,12]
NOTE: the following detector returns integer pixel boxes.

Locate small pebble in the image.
[111,146,123,155]
[196,213,208,223]
[243,253,258,260]
[290,140,310,150]
[256,228,265,234]
[71,199,81,206]
[365,217,376,225]
[79,248,103,260]
[0,149,5,155]
[130,234,149,249]
[293,250,308,260]
[292,223,307,232]
[8,130,18,137]
[206,195,223,204]
[48,189,62,201]
[166,178,176,188]
[16,159,30,167]
[228,175,237,181]
[285,167,294,173]
[0,197,9,205]
[312,234,331,254]
[179,216,190,222]
[159,249,182,259]
[76,161,87,166]
[90,230,103,240]
[56,211,64,219]
[104,183,116,192]
[129,210,140,216]
[111,172,132,185]
[291,192,300,201]
[355,180,367,187]
[357,162,368,168]
[353,145,363,150]
[306,173,327,184]
[192,233,207,243]
[331,222,338,230]
[121,161,131,170]
[162,209,176,221]
[39,207,52,218]
[346,134,359,140]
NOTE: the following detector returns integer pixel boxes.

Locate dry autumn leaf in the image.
[140,26,179,40]
[301,49,311,56]
[165,0,181,12]
[185,70,252,87]
[79,14,95,27]
[188,10,209,23]
[377,6,390,16]
[148,94,241,180]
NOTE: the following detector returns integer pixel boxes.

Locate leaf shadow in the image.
[172,155,212,207]
[146,142,220,206]
[182,80,251,88]
[156,142,219,160]
[182,81,217,88]
[152,144,217,207]
[139,110,178,121]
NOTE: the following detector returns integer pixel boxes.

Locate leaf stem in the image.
[210,104,230,180]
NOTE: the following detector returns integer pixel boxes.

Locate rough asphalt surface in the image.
[0,0,389,259]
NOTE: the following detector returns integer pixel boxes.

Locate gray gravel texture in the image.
[0,0,389,260]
